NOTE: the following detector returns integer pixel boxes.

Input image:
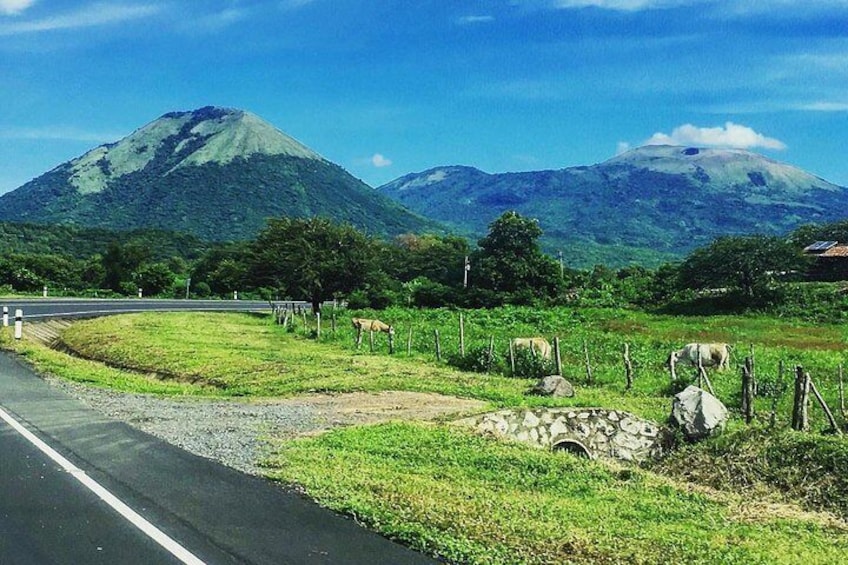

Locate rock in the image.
[531,376,575,397]
[669,386,728,441]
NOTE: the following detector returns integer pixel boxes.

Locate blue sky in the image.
[1,0,847,195]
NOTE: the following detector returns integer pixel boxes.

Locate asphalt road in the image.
[0,298,296,321]
[0,300,440,564]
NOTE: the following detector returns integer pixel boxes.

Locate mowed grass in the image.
[4,308,848,564]
[265,422,848,565]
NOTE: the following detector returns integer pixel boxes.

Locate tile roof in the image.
[820,246,848,257]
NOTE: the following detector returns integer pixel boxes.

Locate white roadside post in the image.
[43,285,48,298]
[233,290,238,300]
[14,309,23,340]
[138,288,143,299]
[2,306,8,327]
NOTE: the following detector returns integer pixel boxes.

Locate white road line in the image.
[0,406,206,565]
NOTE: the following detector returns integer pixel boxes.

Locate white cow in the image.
[667,343,731,371]
[512,337,552,360]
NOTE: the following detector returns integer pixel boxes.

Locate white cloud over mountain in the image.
[0,0,34,16]
[371,153,392,168]
[645,122,786,150]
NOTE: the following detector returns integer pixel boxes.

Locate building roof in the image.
[820,245,848,258]
[804,241,838,253]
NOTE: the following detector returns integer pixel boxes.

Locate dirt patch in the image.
[291,391,488,428]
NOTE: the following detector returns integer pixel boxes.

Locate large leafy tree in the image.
[387,233,470,286]
[677,235,804,298]
[249,217,376,312]
[473,211,561,301]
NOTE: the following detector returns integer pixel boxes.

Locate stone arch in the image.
[552,439,592,459]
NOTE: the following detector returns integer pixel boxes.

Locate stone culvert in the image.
[461,408,670,463]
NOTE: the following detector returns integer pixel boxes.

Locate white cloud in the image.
[551,0,697,11]
[645,122,786,150]
[457,15,495,24]
[280,0,315,9]
[0,2,161,35]
[371,153,392,168]
[0,0,35,16]
[616,141,631,154]
[184,8,247,33]
[799,101,848,112]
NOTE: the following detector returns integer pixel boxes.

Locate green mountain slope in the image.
[0,221,210,261]
[0,106,438,241]
[379,146,848,268]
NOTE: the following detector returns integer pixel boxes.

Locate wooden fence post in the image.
[487,336,495,372]
[669,352,677,383]
[742,357,754,424]
[792,366,810,432]
[554,337,563,377]
[407,326,413,356]
[459,313,465,356]
[623,343,633,391]
[839,364,845,421]
[316,312,321,339]
[583,339,593,385]
[808,376,842,434]
[434,329,441,362]
[509,339,515,376]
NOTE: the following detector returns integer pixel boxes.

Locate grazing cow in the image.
[512,337,552,360]
[351,318,395,335]
[351,318,395,349]
[667,343,731,371]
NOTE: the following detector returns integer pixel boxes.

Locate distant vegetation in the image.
[5,213,848,325]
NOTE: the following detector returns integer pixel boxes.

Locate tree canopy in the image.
[473,211,561,301]
[249,217,376,312]
[677,235,805,298]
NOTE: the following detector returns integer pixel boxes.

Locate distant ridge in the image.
[0,106,437,241]
[379,145,848,267]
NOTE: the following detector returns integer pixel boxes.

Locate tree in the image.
[103,241,151,293]
[677,235,804,299]
[249,217,377,312]
[388,233,470,287]
[134,263,176,296]
[473,211,561,301]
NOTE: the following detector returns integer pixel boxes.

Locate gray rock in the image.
[532,376,575,397]
[669,385,728,441]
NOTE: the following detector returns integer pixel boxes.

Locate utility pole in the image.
[463,256,471,288]
[185,277,191,299]
[558,251,564,278]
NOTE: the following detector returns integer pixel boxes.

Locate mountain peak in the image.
[602,144,836,192]
[68,106,322,194]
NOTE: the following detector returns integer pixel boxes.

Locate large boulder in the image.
[669,386,728,441]
[531,376,575,398]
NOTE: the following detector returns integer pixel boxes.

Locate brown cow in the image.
[352,317,395,348]
[511,337,552,360]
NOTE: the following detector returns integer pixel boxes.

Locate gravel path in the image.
[45,376,486,476]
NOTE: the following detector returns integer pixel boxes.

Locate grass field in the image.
[2,306,848,564]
